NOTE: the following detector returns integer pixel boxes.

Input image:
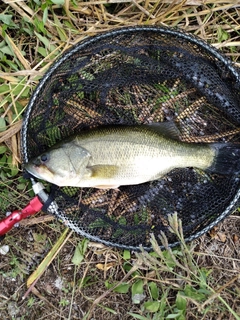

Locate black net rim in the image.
[21,26,240,251]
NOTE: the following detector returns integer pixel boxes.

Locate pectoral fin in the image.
[82,164,120,189]
[88,164,119,178]
[82,164,119,179]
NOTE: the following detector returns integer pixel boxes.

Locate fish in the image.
[24,122,240,189]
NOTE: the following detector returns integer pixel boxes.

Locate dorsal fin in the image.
[146,121,180,140]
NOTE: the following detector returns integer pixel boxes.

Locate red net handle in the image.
[0,196,43,238]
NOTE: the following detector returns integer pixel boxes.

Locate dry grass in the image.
[0,1,240,319]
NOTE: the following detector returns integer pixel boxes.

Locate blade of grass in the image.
[0,25,30,70]
[26,228,72,289]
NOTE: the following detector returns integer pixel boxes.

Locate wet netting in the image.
[21,26,240,251]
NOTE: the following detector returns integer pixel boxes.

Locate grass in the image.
[0,0,240,319]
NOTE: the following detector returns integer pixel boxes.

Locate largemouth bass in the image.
[25,123,240,189]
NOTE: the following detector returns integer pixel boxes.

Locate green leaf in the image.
[4,59,19,71]
[132,279,144,295]
[166,313,181,319]
[37,47,47,57]
[144,300,160,312]
[176,292,187,311]
[105,280,113,289]
[35,32,56,51]
[0,146,7,154]
[162,250,177,269]
[80,275,92,288]
[7,154,12,166]
[101,306,118,315]
[51,0,65,4]
[0,118,7,132]
[43,7,48,24]
[11,166,19,177]
[123,262,132,272]
[199,267,212,286]
[0,154,7,165]
[0,14,17,27]
[149,281,159,300]
[71,239,89,265]
[131,279,145,304]
[0,84,10,94]
[53,13,68,41]
[22,27,34,37]
[127,313,149,320]
[35,32,49,47]
[17,183,26,190]
[183,285,207,302]
[33,18,47,34]
[114,283,130,294]
[12,83,30,97]
[33,232,47,242]
[0,45,15,56]
[123,250,131,260]
[105,281,130,294]
[217,26,229,42]
[0,14,12,25]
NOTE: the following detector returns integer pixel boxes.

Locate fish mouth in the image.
[24,162,43,180]
[24,161,54,181]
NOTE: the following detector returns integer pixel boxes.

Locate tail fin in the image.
[208,143,240,175]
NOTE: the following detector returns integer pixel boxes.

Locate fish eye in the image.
[40,153,49,163]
